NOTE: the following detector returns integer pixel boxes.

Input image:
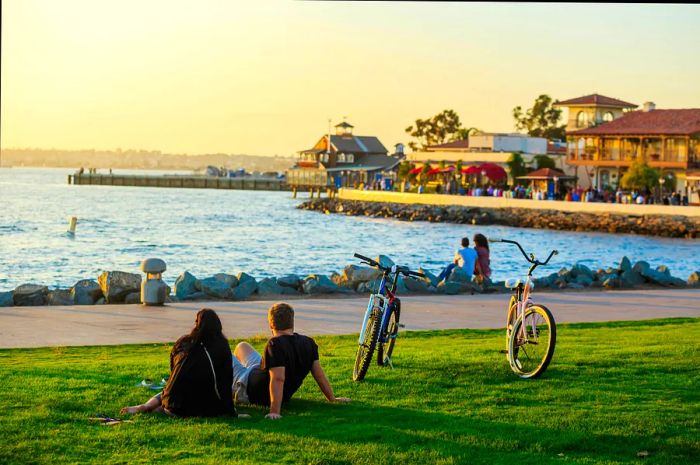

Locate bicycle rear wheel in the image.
[377,300,400,367]
[353,309,381,381]
[508,305,556,379]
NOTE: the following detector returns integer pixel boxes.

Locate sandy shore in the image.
[1,288,698,349]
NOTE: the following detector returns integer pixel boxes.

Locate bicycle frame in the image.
[514,274,535,343]
[357,271,397,344]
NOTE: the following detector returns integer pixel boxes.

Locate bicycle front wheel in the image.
[377,301,400,367]
[508,305,556,379]
[353,310,381,381]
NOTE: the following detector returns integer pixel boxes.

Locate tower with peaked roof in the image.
[554,93,638,132]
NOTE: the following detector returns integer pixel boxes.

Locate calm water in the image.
[1,168,698,290]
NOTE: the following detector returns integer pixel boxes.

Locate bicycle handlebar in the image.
[494,239,558,266]
[353,253,425,278]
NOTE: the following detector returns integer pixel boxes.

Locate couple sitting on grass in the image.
[121,303,350,419]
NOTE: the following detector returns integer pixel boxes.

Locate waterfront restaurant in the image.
[286,121,401,190]
[407,132,569,185]
[565,104,700,193]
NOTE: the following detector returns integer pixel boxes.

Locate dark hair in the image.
[461,237,470,248]
[176,308,226,352]
[473,233,489,251]
[269,302,294,330]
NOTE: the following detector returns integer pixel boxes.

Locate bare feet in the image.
[120,405,145,414]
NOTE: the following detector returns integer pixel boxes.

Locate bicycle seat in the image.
[504,278,534,290]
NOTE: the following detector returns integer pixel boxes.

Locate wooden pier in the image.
[67,173,287,191]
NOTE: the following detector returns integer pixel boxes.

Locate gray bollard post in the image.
[140,258,168,306]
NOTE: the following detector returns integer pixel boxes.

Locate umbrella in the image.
[479,163,507,181]
[462,166,481,174]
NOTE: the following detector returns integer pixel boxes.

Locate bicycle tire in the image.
[377,300,401,367]
[508,304,556,379]
[353,309,381,381]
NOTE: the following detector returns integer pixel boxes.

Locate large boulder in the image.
[181,291,208,301]
[71,279,103,305]
[638,265,685,287]
[436,281,464,295]
[198,277,234,299]
[620,270,644,287]
[98,271,142,303]
[213,273,238,288]
[403,276,431,293]
[257,278,298,296]
[174,271,198,299]
[571,263,594,280]
[48,289,74,306]
[277,274,302,290]
[574,274,594,287]
[13,284,49,306]
[124,292,142,304]
[0,291,14,307]
[338,265,381,289]
[375,255,395,269]
[632,261,651,275]
[619,256,632,273]
[418,268,439,288]
[688,272,700,288]
[233,273,258,300]
[357,279,382,294]
[303,274,348,295]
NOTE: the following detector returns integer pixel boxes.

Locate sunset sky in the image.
[2,1,700,156]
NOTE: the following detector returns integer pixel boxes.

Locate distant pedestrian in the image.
[436,237,478,283]
[472,233,491,281]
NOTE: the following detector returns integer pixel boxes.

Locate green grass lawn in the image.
[1,319,698,465]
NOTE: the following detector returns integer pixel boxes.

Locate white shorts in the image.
[232,349,262,405]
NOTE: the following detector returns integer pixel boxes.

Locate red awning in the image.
[409,167,423,174]
[462,166,481,174]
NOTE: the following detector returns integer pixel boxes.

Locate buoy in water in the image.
[67,216,78,235]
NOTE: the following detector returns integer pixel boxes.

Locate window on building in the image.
[338,153,345,163]
[347,154,354,163]
[576,111,589,128]
[603,112,614,122]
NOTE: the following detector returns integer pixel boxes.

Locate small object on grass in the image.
[135,378,167,390]
[637,450,650,458]
[88,414,132,426]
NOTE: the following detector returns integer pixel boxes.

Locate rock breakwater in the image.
[1,256,698,308]
[298,199,700,238]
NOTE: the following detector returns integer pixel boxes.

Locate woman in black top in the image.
[121,308,236,417]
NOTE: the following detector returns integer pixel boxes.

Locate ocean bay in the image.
[1,168,698,290]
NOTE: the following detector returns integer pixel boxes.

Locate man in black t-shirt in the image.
[232,302,350,419]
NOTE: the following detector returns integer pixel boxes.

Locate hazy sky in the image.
[2,1,700,156]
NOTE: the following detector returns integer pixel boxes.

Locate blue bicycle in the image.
[352,253,425,381]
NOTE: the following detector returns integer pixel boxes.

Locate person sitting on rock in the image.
[231,302,350,420]
[121,308,237,418]
[436,237,478,283]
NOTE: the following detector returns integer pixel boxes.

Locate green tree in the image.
[533,155,556,170]
[455,159,464,174]
[454,127,480,140]
[620,161,660,191]
[397,161,413,181]
[419,163,432,185]
[405,110,463,151]
[506,152,527,185]
[513,94,566,140]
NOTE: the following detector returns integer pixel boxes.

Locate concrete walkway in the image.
[1,289,698,349]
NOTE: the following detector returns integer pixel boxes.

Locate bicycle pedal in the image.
[398,324,405,328]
